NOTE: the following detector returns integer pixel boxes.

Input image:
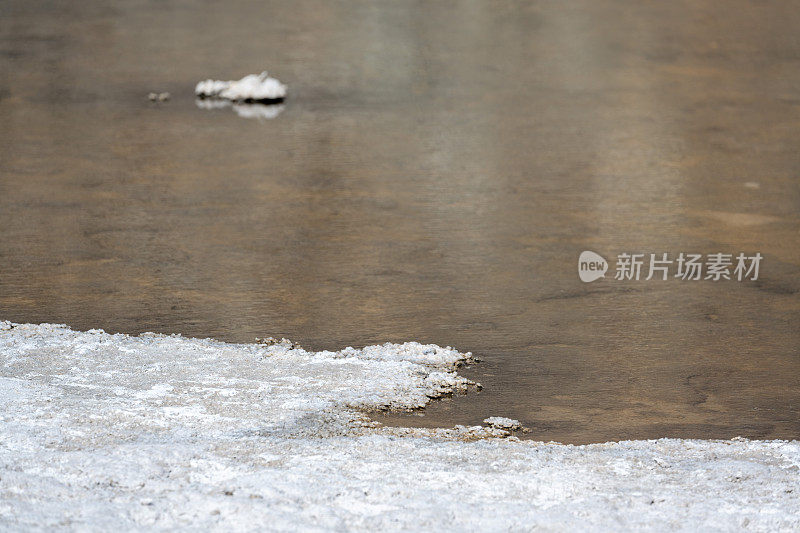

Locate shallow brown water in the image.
[1,0,799,444]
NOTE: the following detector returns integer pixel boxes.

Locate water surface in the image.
[1,0,799,443]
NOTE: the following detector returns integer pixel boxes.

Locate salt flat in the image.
[0,321,797,531]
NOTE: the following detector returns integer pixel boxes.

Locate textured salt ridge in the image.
[195,72,287,102]
[1,321,799,531]
[0,321,476,438]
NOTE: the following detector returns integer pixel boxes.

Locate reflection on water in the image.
[195,98,286,120]
[1,0,799,443]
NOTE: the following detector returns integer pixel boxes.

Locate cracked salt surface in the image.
[0,321,798,531]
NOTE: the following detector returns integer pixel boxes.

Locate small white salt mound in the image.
[483,416,521,430]
[195,71,287,102]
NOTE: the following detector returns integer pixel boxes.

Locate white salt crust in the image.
[0,321,798,531]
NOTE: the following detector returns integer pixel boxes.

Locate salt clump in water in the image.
[483,417,522,430]
[195,71,287,103]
